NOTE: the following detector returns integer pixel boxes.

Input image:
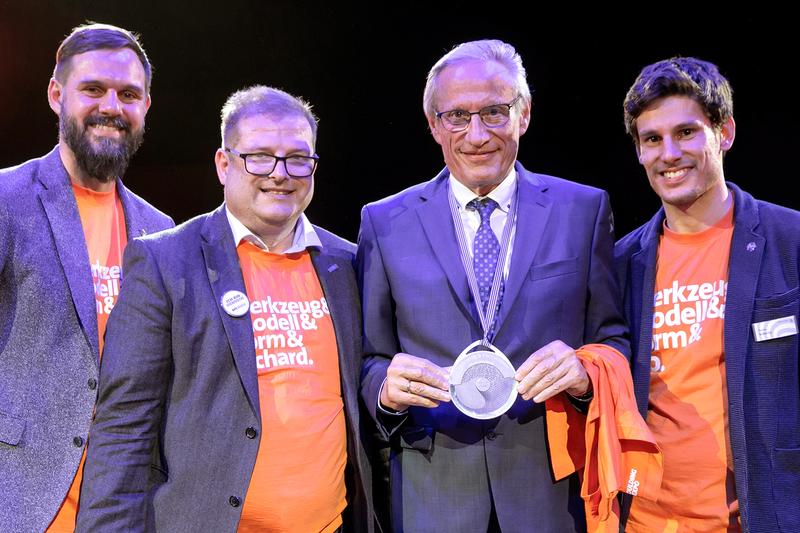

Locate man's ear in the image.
[215,148,230,186]
[47,78,63,116]
[720,116,736,152]
[427,114,443,146]
[518,101,531,136]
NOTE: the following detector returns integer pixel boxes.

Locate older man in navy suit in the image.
[0,23,172,533]
[358,39,629,532]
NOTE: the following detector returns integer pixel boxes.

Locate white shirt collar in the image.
[225,206,322,253]
[448,166,517,213]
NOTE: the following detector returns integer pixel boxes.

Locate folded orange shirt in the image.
[546,344,663,532]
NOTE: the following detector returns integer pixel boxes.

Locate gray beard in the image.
[61,114,144,182]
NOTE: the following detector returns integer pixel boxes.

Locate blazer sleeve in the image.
[0,201,8,273]
[356,205,403,427]
[584,192,630,358]
[76,238,173,532]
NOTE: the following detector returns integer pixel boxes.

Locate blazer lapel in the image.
[37,149,99,363]
[630,216,661,418]
[117,179,151,239]
[309,248,358,407]
[723,185,763,453]
[494,165,552,333]
[416,171,477,324]
[200,206,260,419]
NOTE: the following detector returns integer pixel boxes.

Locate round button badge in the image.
[221,290,249,317]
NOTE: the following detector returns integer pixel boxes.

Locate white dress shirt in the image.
[448,167,518,279]
[225,207,322,252]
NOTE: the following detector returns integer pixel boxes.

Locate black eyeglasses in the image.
[435,95,522,132]
[225,148,319,178]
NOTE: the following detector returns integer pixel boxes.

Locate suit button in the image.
[87,378,97,390]
[229,496,241,507]
[73,436,84,447]
[486,431,497,441]
[245,427,257,439]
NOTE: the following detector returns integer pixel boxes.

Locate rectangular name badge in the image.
[752,315,798,342]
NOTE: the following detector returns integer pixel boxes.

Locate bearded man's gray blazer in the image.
[0,147,173,533]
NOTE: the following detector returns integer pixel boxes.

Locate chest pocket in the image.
[750,286,799,356]
[530,257,578,281]
[0,411,26,446]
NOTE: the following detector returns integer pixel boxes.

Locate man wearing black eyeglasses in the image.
[77,86,374,532]
[358,39,630,532]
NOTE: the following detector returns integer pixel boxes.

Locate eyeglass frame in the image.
[224,147,319,178]
[434,94,523,132]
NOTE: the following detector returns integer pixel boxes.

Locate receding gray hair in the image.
[423,39,532,119]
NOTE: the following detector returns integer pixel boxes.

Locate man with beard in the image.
[0,23,173,532]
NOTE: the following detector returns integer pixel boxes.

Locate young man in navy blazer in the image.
[615,57,800,532]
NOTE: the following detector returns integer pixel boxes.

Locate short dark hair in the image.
[220,86,318,148]
[623,57,733,142]
[54,22,152,93]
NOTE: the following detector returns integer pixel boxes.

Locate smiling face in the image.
[216,113,315,247]
[48,47,150,184]
[634,95,735,226]
[427,59,530,196]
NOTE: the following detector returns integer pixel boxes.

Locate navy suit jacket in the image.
[614,182,800,532]
[76,205,373,532]
[0,147,173,533]
[358,163,629,533]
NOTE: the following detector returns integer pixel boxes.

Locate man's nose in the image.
[98,90,122,115]
[660,137,682,161]
[464,113,490,145]
[267,158,290,181]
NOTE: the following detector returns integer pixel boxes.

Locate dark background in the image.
[2,2,797,241]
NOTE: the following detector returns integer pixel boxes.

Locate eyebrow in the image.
[76,78,145,94]
[242,144,314,155]
[446,101,508,111]
[638,120,702,139]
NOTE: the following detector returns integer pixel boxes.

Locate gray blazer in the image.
[76,205,374,532]
[0,146,174,533]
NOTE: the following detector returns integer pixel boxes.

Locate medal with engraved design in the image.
[447,182,520,419]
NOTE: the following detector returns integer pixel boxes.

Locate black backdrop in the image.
[2,2,797,241]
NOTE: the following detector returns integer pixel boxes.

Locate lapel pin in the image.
[746,242,756,252]
[221,290,249,317]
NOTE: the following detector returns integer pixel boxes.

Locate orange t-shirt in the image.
[71,182,127,355]
[236,241,347,533]
[48,183,127,532]
[628,205,740,533]
[546,344,663,533]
